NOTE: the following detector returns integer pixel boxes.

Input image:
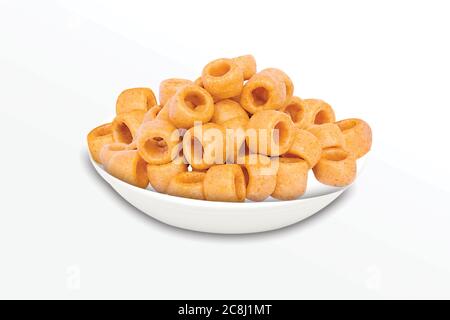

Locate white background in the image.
[1,0,450,299]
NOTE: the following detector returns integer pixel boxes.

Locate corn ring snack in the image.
[87,123,114,163]
[221,117,248,163]
[246,110,294,156]
[167,84,214,128]
[240,72,287,114]
[302,99,336,127]
[280,96,308,128]
[159,78,193,106]
[240,154,278,202]
[143,105,162,123]
[201,58,244,100]
[272,157,309,200]
[99,142,129,166]
[155,104,171,122]
[232,55,257,80]
[308,123,345,150]
[136,119,181,165]
[203,164,246,202]
[104,149,149,188]
[194,77,203,87]
[166,172,206,200]
[313,148,356,187]
[285,129,322,168]
[111,110,146,144]
[183,123,227,170]
[212,99,249,125]
[147,161,188,193]
[336,118,372,159]
[260,68,294,105]
[116,88,157,115]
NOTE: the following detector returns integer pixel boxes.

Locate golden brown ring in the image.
[143,105,162,123]
[212,99,249,125]
[166,172,206,200]
[201,58,244,100]
[104,150,149,188]
[240,154,278,202]
[246,110,295,156]
[307,123,345,150]
[272,157,309,200]
[87,123,114,163]
[136,119,181,165]
[302,99,336,127]
[203,164,246,202]
[336,118,372,159]
[260,68,294,105]
[116,88,157,115]
[99,142,129,166]
[313,147,356,187]
[159,78,193,106]
[111,110,146,144]
[280,96,307,128]
[167,84,214,128]
[147,161,188,193]
[232,55,257,80]
[285,129,322,168]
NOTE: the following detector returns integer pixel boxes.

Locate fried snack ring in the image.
[111,110,146,144]
[166,172,206,200]
[336,118,372,159]
[194,77,203,87]
[147,161,188,193]
[285,129,322,168]
[159,78,193,106]
[246,110,294,156]
[302,99,336,127]
[280,96,307,128]
[313,148,356,187]
[143,105,162,122]
[260,68,294,105]
[240,72,286,114]
[167,84,214,128]
[241,154,278,202]
[232,55,256,80]
[308,123,345,150]
[136,120,181,165]
[99,142,129,166]
[201,58,244,100]
[104,150,149,188]
[87,123,114,163]
[116,88,157,115]
[212,99,249,125]
[272,157,309,200]
[221,117,248,162]
[203,164,246,202]
[183,123,227,170]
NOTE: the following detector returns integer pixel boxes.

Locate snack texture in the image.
[87,55,372,202]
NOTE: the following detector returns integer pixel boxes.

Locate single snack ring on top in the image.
[240,73,287,114]
[116,88,157,115]
[240,154,278,202]
[87,123,114,163]
[167,84,214,129]
[136,119,181,165]
[159,78,194,106]
[212,99,249,125]
[201,58,244,100]
[104,149,149,189]
[143,105,162,123]
[285,129,322,168]
[260,68,294,105]
[232,55,257,80]
[336,118,372,159]
[307,123,345,150]
[99,142,130,167]
[111,110,146,144]
[313,147,356,187]
[183,123,227,171]
[246,110,295,156]
[166,171,206,200]
[203,164,246,202]
[272,157,309,200]
[147,160,188,193]
[302,99,336,127]
[280,96,307,128]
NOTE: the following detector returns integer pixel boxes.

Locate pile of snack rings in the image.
[87,55,372,202]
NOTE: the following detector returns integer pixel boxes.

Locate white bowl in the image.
[90,154,366,234]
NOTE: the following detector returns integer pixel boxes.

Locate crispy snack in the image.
[143,105,162,123]
[112,110,146,144]
[99,142,129,166]
[313,148,356,187]
[302,99,336,127]
[336,118,372,158]
[272,157,309,200]
[222,117,248,163]
[240,154,278,202]
[104,149,149,188]
[87,123,114,163]
[159,78,193,106]
[202,58,244,100]
[147,161,188,193]
[246,110,295,156]
[285,129,322,168]
[203,164,246,202]
[280,96,306,128]
[308,123,345,149]
[232,55,257,80]
[116,88,157,115]
[166,172,206,200]
[260,68,294,105]
[212,99,249,125]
